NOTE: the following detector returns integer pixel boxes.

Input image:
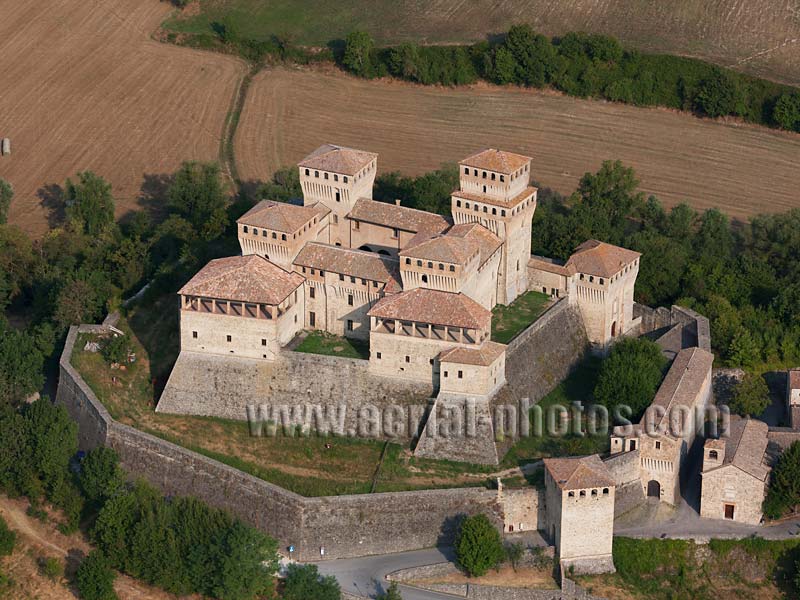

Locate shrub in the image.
[101,334,132,365]
[455,514,504,577]
[40,556,62,581]
[282,563,341,600]
[79,447,124,504]
[0,515,15,556]
[764,441,800,519]
[76,551,118,600]
[729,373,770,417]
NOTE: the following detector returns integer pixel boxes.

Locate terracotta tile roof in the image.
[293,242,401,286]
[528,255,575,277]
[400,235,479,265]
[439,341,506,366]
[707,417,770,481]
[368,288,491,330]
[180,255,304,305]
[460,149,531,174]
[789,369,800,390]
[446,223,503,267]
[566,240,640,278]
[298,144,377,176]
[238,200,328,233]
[544,455,615,491]
[643,347,714,435]
[348,198,451,234]
[452,186,537,209]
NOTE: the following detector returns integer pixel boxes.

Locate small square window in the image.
[655,441,661,450]
[261,339,267,346]
[226,335,232,342]
[350,276,356,284]
[192,331,198,338]
[405,356,410,363]
[309,287,315,299]
[429,359,434,365]
[458,370,463,379]
[339,274,345,281]
[347,320,354,331]
[376,352,382,359]
[348,295,354,306]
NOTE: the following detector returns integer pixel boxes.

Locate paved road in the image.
[315,547,459,600]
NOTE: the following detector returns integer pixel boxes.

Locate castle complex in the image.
[170,144,641,401]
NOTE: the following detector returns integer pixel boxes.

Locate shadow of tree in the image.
[138,172,173,218]
[37,183,65,229]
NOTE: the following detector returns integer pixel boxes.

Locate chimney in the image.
[395,199,401,206]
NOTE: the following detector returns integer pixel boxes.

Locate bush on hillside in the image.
[0,515,15,557]
[282,563,341,600]
[77,550,118,600]
[454,514,504,577]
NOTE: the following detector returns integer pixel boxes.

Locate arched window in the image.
[709,450,718,460]
[421,275,428,284]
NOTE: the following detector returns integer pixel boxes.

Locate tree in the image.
[694,71,740,118]
[79,447,124,504]
[594,337,667,420]
[343,31,374,77]
[0,317,45,404]
[210,520,279,600]
[377,581,403,600]
[729,373,770,417]
[764,441,800,519]
[76,551,118,600]
[505,541,524,572]
[53,279,103,331]
[65,172,115,236]
[23,398,77,495]
[256,167,302,203]
[773,92,800,132]
[101,334,132,365]
[282,563,341,600]
[167,161,228,241]
[0,515,15,556]
[492,46,517,85]
[454,514,504,577]
[0,179,12,224]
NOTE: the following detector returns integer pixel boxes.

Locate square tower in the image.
[298,144,378,247]
[451,149,536,305]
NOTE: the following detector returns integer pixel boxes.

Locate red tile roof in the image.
[446,223,503,267]
[439,341,506,366]
[528,255,575,277]
[299,144,377,176]
[460,149,531,174]
[452,186,537,209]
[238,200,328,233]
[566,240,640,278]
[368,288,491,330]
[400,235,479,265]
[348,198,451,234]
[180,255,304,305]
[293,242,400,286]
[544,455,615,491]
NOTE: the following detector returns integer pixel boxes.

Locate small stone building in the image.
[611,346,714,505]
[700,417,770,524]
[787,369,800,429]
[543,455,616,575]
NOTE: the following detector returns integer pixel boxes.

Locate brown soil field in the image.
[235,67,800,221]
[0,0,245,236]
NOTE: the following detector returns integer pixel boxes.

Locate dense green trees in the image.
[373,165,459,216]
[594,338,667,420]
[282,563,342,600]
[76,551,118,600]
[168,161,229,241]
[764,441,800,519]
[0,515,15,557]
[65,172,115,236]
[338,26,798,133]
[729,373,771,418]
[454,514,505,577]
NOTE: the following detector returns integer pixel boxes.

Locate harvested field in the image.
[236,67,800,221]
[165,0,800,84]
[0,0,245,235]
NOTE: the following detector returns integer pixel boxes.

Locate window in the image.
[579,490,586,497]
[491,173,496,180]
[500,175,505,182]
[591,489,598,496]
[226,335,232,342]
[456,200,462,207]
[373,281,378,288]
[405,356,410,363]
[603,488,609,495]
[443,371,448,378]
[272,232,277,239]
[314,171,319,178]
[350,276,356,284]
[339,274,345,281]
[347,320,354,331]
[464,167,469,174]
[335,191,340,202]
[348,295,354,306]
[324,172,329,180]
[253,228,258,235]
[310,269,315,275]
[333,214,339,224]
[344,176,348,183]
[421,275,428,283]
[261,339,267,346]
[458,370,463,379]
[309,312,316,327]
[417,260,422,267]
[392,228,399,239]
[309,287,315,299]
[600,278,604,285]
[334,174,339,182]
[305,168,309,176]
[655,441,661,450]
[376,352,381,359]
[243,226,248,233]
[482,171,487,179]
[449,265,455,272]
[353,221,360,230]
[262,230,267,237]
[282,234,287,241]
[429,358,434,365]
[427,262,433,268]
[405,258,411,265]
[501,210,506,217]
[473,169,478,176]
[568,491,575,497]
[709,450,718,460]
[492,208,497,215]
[192,331,198,338]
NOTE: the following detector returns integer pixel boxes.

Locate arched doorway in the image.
[647,480,661,498]
[611,321,617,337]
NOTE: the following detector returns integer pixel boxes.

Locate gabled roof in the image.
[368,288,491,330]
[528,255,575,277]
[179,255,304,305]
[544,455,615,491]
[446,223,503,267]
[460,149,531,174]
[643,346,714,435]
[293,242,400,286]
[400,235,479,266]
[565,240,640,278]
[439,341,506,366]
[298,144,377,176]
[238,200,328,233]
[705,417,770,481]
[348,198,451,234]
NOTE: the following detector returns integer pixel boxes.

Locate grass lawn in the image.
[491,291,551,344]
[293,330,370,360]
[500,355,608,468]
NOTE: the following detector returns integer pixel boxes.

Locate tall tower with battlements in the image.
[451,149,537,304]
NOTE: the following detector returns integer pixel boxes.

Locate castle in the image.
[170,144,642,401]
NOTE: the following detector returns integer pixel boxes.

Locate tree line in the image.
[340,26,800,133]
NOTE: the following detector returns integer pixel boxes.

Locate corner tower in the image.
[451,149,536,305]
[298,144,378,248]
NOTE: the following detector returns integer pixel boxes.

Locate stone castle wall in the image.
[602,451,645,517]
[57,326,529,561]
